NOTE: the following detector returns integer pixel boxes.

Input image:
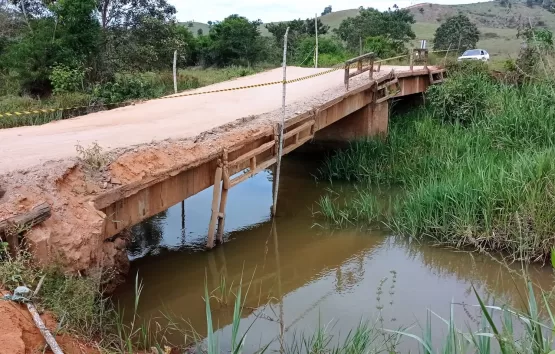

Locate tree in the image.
[419,7,425,14]
[105,17,196,71]
[334,7,415,52]
[365,36,406,58]
[97,0,176,29]
[0,7,24,57]
[266,17,329,44]
[197,28,203,36]
[205,15,264,66]
[266,17,329,61]
[322,5,332,16]
[433,14,480,53]
[3,0,101,94]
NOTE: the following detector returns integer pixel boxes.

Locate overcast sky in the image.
[174,0,491,23]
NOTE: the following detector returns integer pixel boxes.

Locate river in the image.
[114,154,553,352]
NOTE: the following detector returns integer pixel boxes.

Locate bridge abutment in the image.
[312,100,389,146]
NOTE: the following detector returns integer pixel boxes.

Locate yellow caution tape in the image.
[0,51,443,120]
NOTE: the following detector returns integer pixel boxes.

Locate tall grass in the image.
[391,281,555,354]
[4,251,553,352]
[319,71,555,261]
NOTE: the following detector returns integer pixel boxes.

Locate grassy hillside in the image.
[184,1,555,56]
[181,21,210,36]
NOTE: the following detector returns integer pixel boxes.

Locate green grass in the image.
[0,252,114,343]
[319,68,555,262]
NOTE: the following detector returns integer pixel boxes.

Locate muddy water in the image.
[115,155,553,351]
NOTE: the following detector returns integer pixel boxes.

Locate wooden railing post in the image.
[216,149,229,244]
[207,161,223,249]
[344,63,350,90]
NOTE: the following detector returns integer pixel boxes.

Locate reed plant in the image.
[319,69,555,262]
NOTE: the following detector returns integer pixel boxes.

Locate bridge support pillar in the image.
[313,100,389,146]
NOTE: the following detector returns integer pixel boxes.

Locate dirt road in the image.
[0,66,413,174]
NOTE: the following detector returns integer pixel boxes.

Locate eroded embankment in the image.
[0,289,99,354]
[0,117,273,280]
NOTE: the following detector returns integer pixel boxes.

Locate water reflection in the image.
[116,155,553,351]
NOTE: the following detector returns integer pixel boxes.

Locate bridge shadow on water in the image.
[114,153,553,352]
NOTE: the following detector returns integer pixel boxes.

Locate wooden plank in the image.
[207,167,223,249]
[284,121,314,140]
[348,65,372,79]
[227,127,274,154]
[94,149,222,210]
[230,158,277,188]
[0,202,51,234]
[228,140,275,167]
[0,202,51,256]
[283,135,313,155]
[345,52,375,65]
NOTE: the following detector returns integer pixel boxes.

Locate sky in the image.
[173,0,492,23]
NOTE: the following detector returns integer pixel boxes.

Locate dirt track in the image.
[0,66,415,174]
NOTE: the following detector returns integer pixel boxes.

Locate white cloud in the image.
[173,0,491,23]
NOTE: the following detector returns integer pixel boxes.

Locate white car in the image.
[457,49,490,62]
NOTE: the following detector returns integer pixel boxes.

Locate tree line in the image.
[0,1,482,102]
[0,2,419,98]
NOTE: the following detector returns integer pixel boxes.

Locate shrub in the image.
[294,37,347,67]
[49,64,86,94]
[92,74,163,104]
[365,36,406,58]
[444,59,489,76]
[426,70,493,124]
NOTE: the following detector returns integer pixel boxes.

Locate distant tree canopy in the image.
[202,15,265,67]
[322,5,332,16]
[334,6,415,52]
[266,18,329,61]
[266,17,329,44]
[433,14,480,53]
[1,0,193,95]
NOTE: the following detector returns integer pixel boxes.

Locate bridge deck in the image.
[0,65,425,174]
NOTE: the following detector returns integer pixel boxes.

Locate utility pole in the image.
[315,14,319,68]
[359,36,363,56]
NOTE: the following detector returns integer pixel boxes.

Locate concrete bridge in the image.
[0,53,444,268]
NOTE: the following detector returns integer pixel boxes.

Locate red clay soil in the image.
[0,291,99,354]
[0,160,128,277]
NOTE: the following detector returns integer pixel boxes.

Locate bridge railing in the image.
[344,52,379,90]
[410,48,429,70]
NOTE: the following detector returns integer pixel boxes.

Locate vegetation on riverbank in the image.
[2,248,555,353]
[319,34,555,262]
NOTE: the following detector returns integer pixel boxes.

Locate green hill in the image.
[180,21,210,36]
[184,1,555,57]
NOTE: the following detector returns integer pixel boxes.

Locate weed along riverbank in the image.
[320,62,555,263]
